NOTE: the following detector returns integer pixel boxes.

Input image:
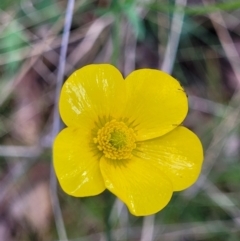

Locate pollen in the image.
[94,119,136,160]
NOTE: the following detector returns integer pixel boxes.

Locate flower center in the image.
[94,119,136,160]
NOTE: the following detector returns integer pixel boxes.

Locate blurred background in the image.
[0,0,240,240]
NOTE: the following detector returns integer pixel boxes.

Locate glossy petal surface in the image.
[59,64,126,128]
[53,127,105,197]
[134,127,203,191]
[123,69,188,141]
[100,156,173,216]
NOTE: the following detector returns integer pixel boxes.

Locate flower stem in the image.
[103,191,114,241]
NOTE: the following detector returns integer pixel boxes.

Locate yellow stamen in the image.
[94,119,136,160]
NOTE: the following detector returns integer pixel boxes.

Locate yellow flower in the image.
[53,64,203,216]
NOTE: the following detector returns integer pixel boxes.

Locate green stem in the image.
[103,191,114,241]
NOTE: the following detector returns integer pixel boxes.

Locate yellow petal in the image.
[59,64,126,128]
[100,156,173,216]
[53,127,105,197]
[134,127,203,191]
[123,69,188,141]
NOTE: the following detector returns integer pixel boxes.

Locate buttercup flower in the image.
[53,64,203,216]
